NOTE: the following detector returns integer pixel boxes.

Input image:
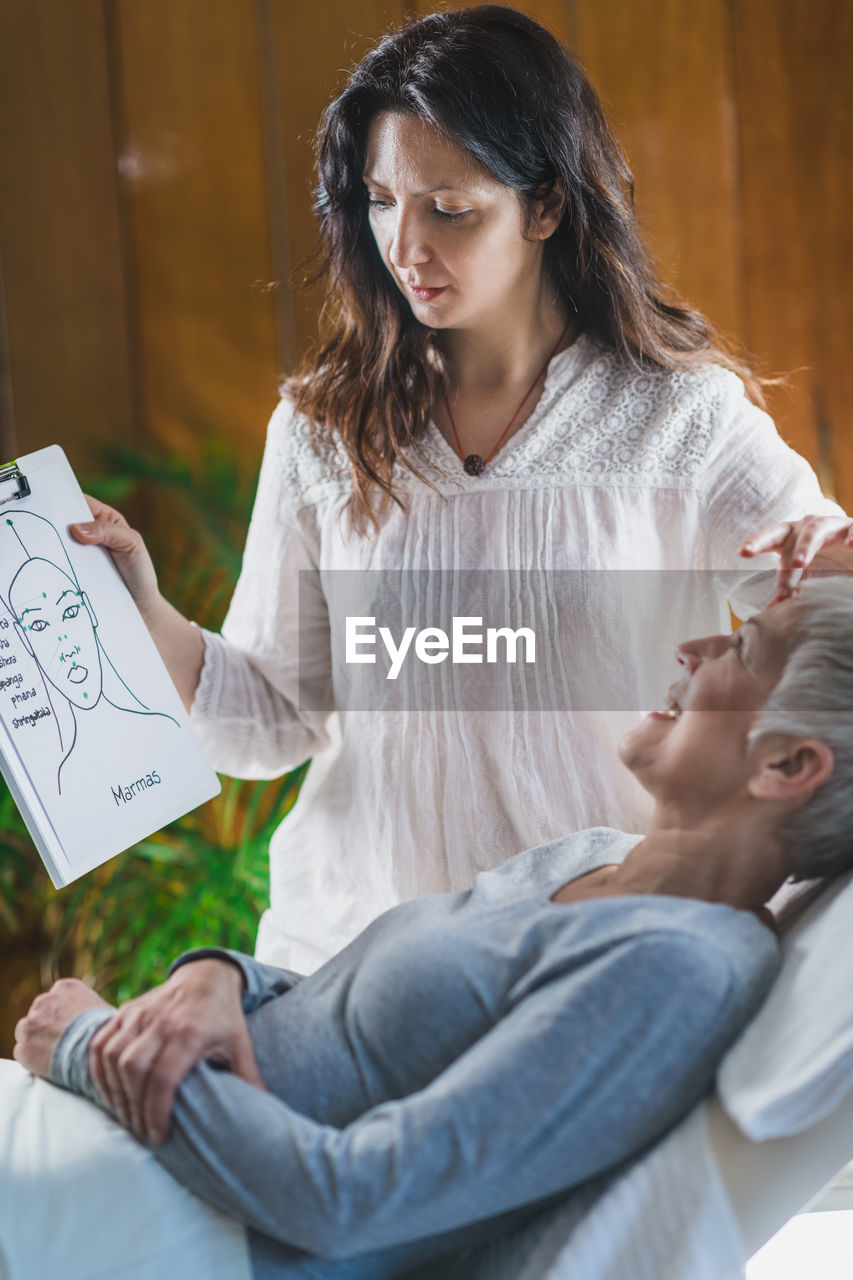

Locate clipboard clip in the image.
[0,463,31,507]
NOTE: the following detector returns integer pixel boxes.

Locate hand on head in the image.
[740,514,853,604]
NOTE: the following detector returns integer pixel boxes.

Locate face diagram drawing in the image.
[0,511,177,796]
[11,557,104,710]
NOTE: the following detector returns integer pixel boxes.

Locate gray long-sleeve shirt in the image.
[51,829,781,1277]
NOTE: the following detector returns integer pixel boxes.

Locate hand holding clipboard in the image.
[0,447,219,887]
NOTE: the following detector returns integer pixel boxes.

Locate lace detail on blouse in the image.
[269,397,351,510]
[273,336,757,507]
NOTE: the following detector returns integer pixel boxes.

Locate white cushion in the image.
[717,869,853,1141]
[0,1059,250,1280]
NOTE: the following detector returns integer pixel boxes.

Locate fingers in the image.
[12,981,113,1079]
[230,1027,267,1093]
[89,1001,169,1141]
[68,495,160,605]
[91,1006,192,1143]
[90,992,218,1145]
[81,493,113,520]
[741,515,852,562]
[772,564,805,602]
[141,1016,264,1144]
[739,522,795,558]
[87,1017,113,1106]
[69,497,140,555]
[740,515,853,604]
[89,964,256,1147]
[140,1035,207,1146]
[89,1004,153,1127]
[138,1015,264,1145]
[740,522,801,601]
[112,1023,175,1140]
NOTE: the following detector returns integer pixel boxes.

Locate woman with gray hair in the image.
[5,578,853,1280]
[743,583,853,881]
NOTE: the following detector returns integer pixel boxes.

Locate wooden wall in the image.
[0,0,850,501]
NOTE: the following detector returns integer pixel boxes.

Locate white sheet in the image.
[1,1055,746,1280]
[0,1060,250,1280]
[430,1103,747,1280]
[1,1059,846,1280]
[454,1088,853,1279]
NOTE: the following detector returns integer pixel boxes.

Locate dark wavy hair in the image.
[286,4,770,536]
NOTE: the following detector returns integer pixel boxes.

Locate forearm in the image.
[188,626,333,777]
[49,1009,357,1255]
[50,1007,116,1109]
[49,1004,532,1257]
[155,1067,550,1267]
[137,593,206,712]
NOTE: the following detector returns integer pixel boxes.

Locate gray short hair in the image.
[746,576,853,881]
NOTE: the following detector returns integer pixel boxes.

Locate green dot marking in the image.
[83,693,89,700]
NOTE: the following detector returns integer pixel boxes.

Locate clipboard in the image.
[0,445,220,887]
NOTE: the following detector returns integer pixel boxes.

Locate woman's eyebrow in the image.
[362,175,470,196]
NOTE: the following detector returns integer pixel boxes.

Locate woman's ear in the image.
[82,591,98,631]
[530,180,565,240]
[748,738,835,801]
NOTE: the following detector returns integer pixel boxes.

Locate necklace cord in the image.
[442,318,572,474]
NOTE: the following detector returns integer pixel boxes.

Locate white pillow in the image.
[0,1059,250,1280]
[717,868,853,1141]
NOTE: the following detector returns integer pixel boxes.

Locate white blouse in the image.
[190,332,842,972]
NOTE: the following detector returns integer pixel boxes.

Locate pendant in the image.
[463,454,486,477]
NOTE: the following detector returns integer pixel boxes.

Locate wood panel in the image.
[113,0,279,456]
[0,254,15,460]
[732,0,853,505]
[0,1,848,484]
[0,0,136,465]
[574,0,741,343]
[266,0,406,363]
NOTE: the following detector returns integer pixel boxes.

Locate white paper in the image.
[0,445,220,886]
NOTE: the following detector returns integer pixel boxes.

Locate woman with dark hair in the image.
[72,6,852,981]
